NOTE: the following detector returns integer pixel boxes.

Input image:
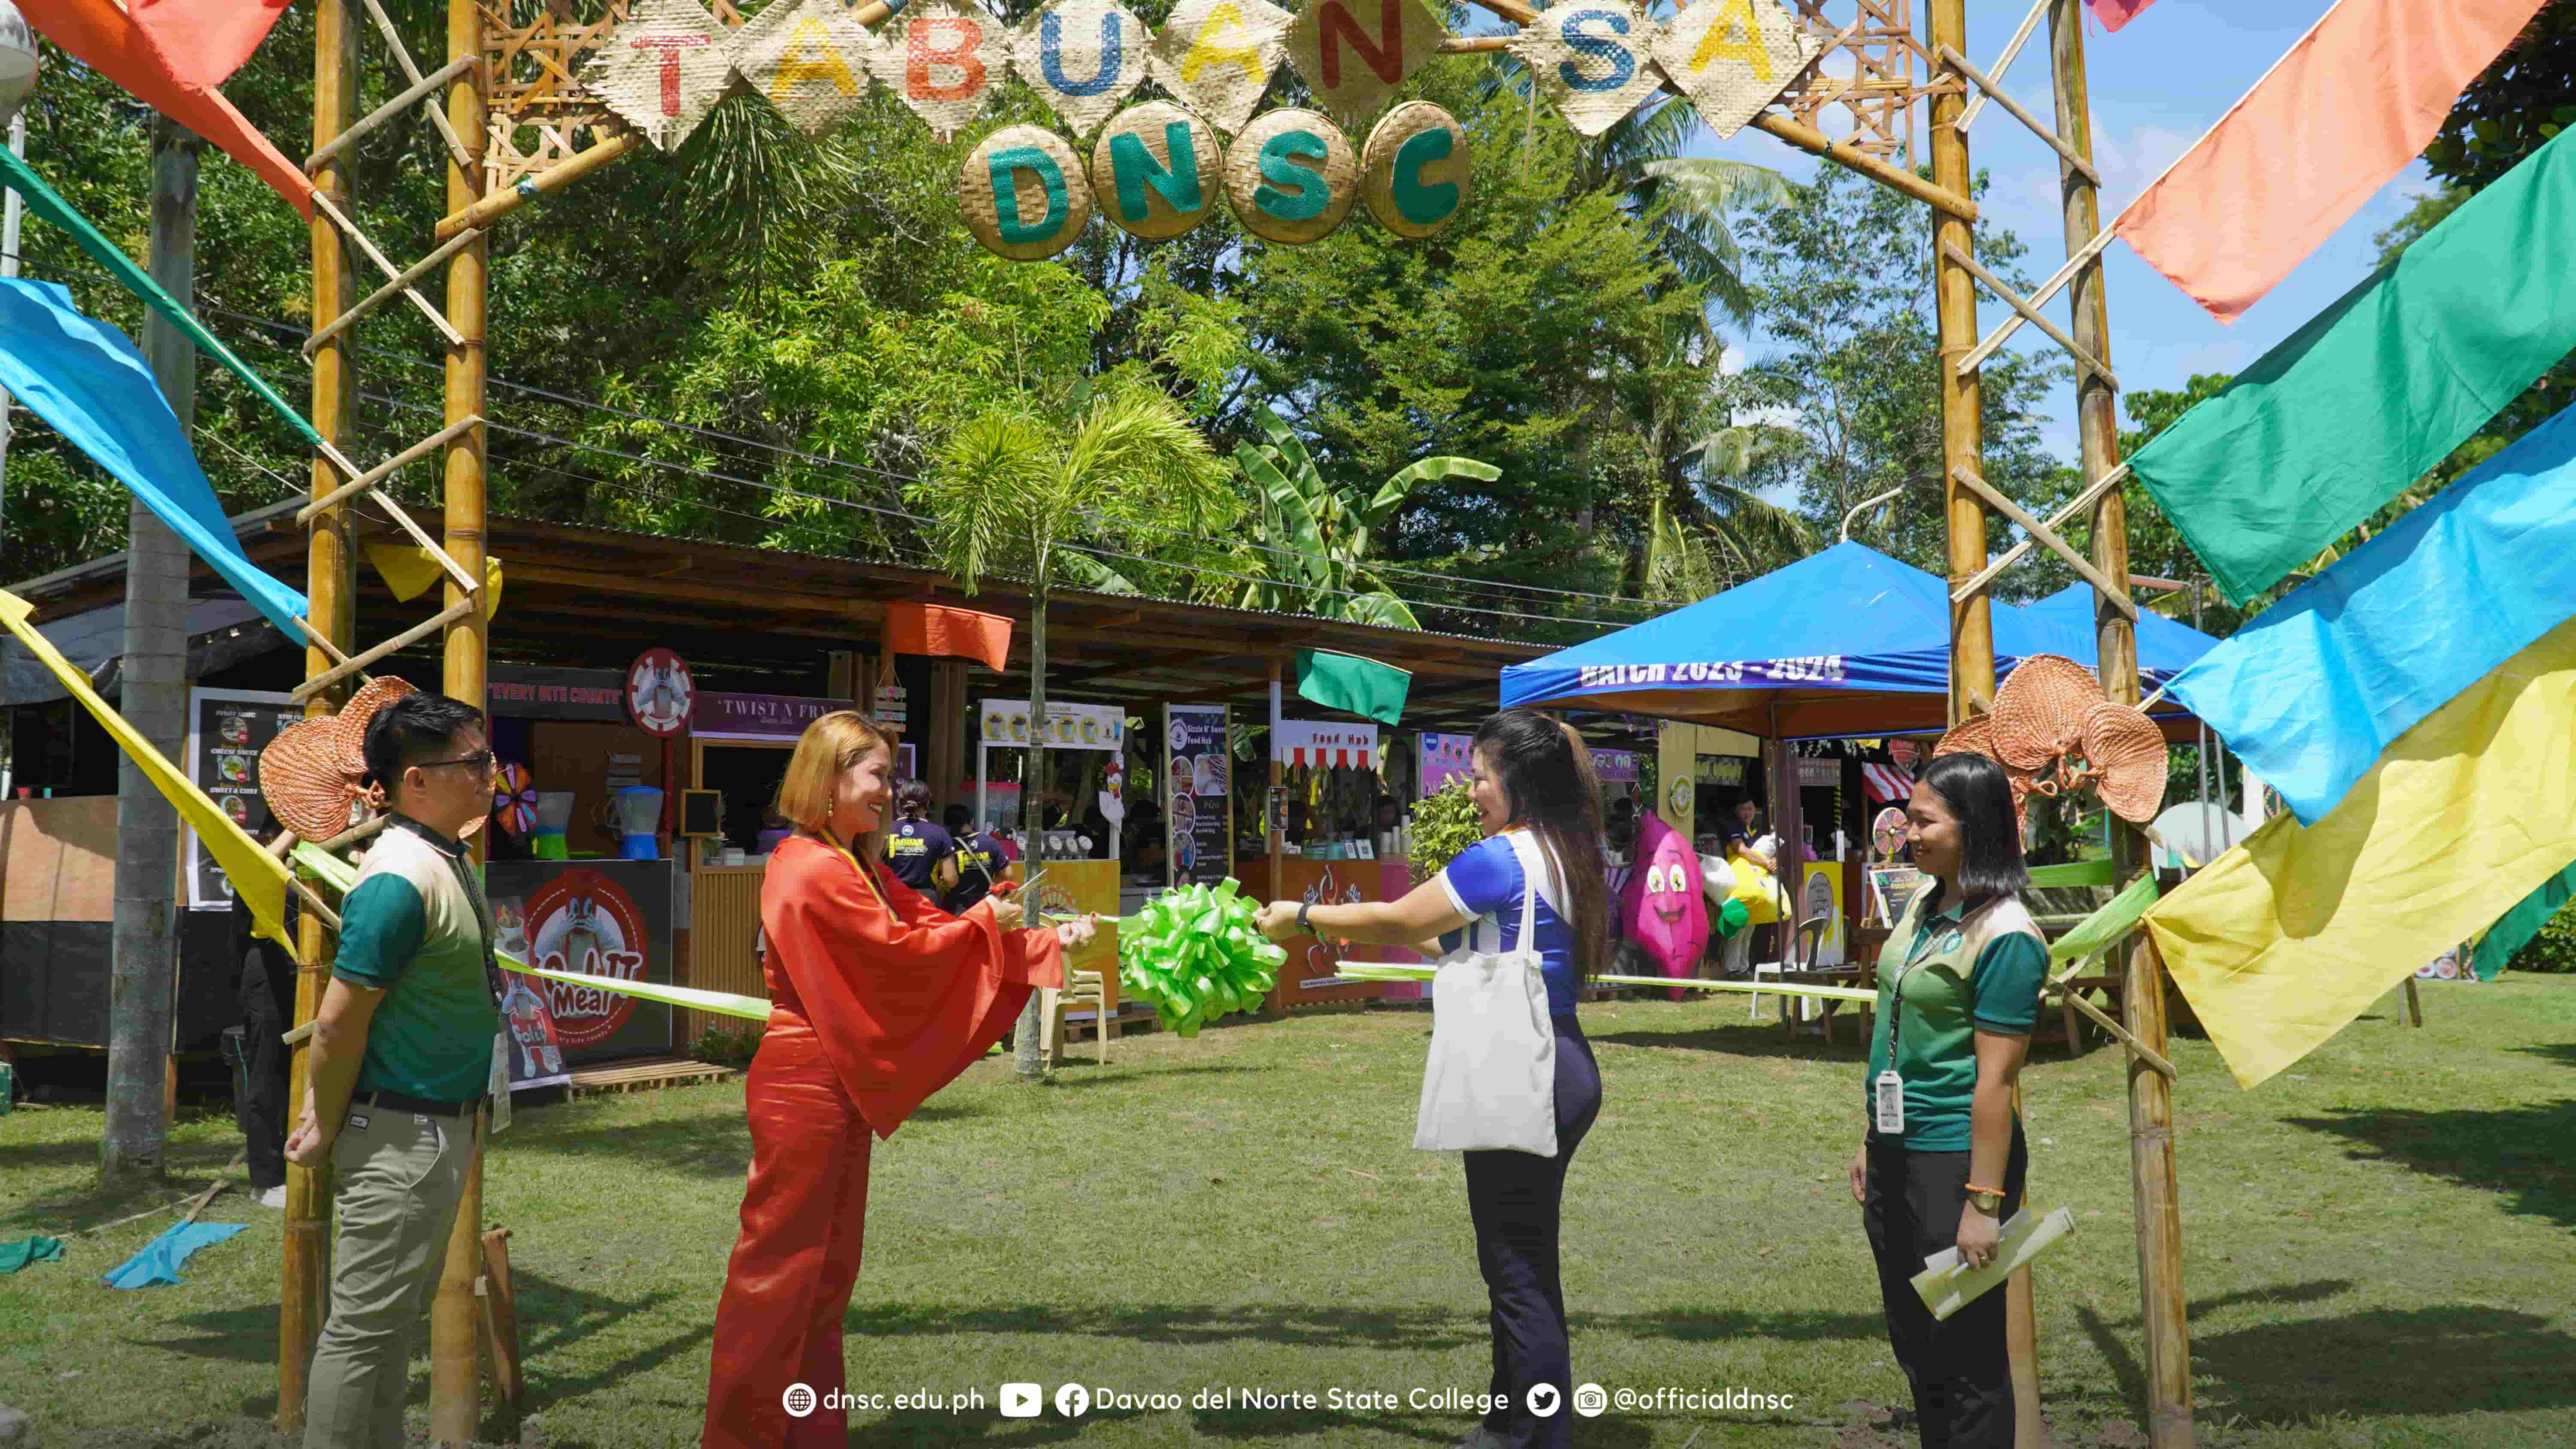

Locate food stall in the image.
[976,697,1126,1022]
[1259,720,1397,1010]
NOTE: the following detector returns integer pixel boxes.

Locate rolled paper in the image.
[1115,877,1286,1035]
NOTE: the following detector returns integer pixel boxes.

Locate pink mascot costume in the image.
[1621,811,1709,1001]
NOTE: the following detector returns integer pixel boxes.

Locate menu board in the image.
[184,688,304,910]
[1164,705,1231,887]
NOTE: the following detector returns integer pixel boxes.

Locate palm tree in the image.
[1230,412,1500,629]
[908,388,1235,1078]
[1568,96,1792,332]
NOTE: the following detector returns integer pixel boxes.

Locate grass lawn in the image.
[3,977,2571,1448]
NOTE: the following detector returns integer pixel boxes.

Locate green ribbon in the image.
[1115,878,1286,1037]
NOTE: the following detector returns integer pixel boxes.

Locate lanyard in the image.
[1884,889,1978,1063]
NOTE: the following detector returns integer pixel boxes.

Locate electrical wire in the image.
[199,304,1693,615]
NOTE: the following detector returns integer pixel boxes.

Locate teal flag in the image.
[2127,127,2576,606]
[0,144,323,449]
[1296,649,1410,726]
[2472,859,2576,982]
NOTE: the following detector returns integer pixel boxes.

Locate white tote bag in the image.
[1413,831,1559,1157]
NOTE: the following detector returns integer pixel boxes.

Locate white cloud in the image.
[1719,343,1747,375]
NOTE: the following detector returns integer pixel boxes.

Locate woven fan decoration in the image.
[1934,653,2168,828]
[260,676,484,843]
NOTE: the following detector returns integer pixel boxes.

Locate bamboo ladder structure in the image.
[285,1,2194,1444]
[280,0,494,1434]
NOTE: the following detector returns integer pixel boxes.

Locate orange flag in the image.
[885,602,1014,674]
[2112,0,2546,323]
[131,0,295,88]
[18,0,315,217]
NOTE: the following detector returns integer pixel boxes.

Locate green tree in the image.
[905,387,1234,1076]
[1735,165,2069,586]
[1229,412,1498,628]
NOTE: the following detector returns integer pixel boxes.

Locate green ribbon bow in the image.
[1115,878,1286,1037]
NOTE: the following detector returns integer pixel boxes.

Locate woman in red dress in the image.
[704,711,1090,1448]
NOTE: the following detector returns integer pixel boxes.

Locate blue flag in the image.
[0,279,308,637]
[2168,400,2576,826]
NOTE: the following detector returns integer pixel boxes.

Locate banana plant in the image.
[1231,412,1499,629]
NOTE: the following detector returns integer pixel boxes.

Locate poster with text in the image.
[184,688,304,910]
[1164,704,1231,887]
[1420,733,1473,797]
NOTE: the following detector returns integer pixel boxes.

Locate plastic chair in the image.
[1749,918,1835,1020]
[1039,968,1112,1067]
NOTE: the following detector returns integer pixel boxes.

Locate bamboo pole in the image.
[1932,0,1993,728]
[428,0,492,1433]
[281,0,362,1428]
[2050,4,2190,1443]
[1925,1,2034,1436]
[434,129,643,239]
[302,229,482,358]
[304,55,478,175]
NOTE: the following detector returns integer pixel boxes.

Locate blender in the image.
[531,792,577,860]
[611,785,664,860]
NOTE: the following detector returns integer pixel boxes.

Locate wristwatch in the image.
[1297,899,1314,935]
[1966,1188,2005,1216]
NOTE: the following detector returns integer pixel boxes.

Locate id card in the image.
[1873,1070,1905,1134]
[488,1031,512,1134]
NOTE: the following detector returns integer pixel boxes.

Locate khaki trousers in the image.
[303,1103,474,1449]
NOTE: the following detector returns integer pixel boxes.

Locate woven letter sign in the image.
[1148,0,1293,134]
[586,0,735,151]
[876,1,1011,140]
[1360,101,1468,238]
[1511,0,1667,137]
[960,124,1094,260]
[1091,100,1225,239]
[1224,107,1357,245]
[724,0,881,136]
[1015,0,1148,135]
[1651,0,1818,139]
[1282,0,1448,129]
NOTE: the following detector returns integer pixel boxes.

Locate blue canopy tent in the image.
[2019,582,2221,685]
[1500,543,2212,740]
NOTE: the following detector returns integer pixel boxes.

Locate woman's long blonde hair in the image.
[775,710,901,862]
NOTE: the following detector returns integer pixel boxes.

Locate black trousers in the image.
[1863,1123,2030,1449]
[1464,1016,1603,1449]
[235,948,293,1192]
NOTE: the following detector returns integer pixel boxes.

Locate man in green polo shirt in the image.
[283,690,501,1449]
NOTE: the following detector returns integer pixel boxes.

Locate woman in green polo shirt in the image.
[1847,749,2046,1449]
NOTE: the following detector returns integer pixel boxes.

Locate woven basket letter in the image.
[1147,0,1293,135]
[725,0,883,136]
[1511,0,1668,137]
[960,124,1095,259]
[1359,100,1469,239]
[1090,100,1225,240]
[584,0,737,151]
[1650,0,1820,140]
[1222,107,1357,245]
[1014,0,1149,136]
[874,1,1012,141]
[1281,0,1449,130]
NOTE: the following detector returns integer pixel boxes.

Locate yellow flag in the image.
[2144,614,2576,1088]
[0,588,294,949]
[362,543,503,620]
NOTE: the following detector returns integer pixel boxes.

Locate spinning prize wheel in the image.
[1871,807,1907,859]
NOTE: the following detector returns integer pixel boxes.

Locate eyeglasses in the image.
[416,748,496,779]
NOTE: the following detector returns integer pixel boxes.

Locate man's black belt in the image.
[355,1089,487,1117]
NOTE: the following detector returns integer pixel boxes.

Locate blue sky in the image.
[1685,0,2434,463]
